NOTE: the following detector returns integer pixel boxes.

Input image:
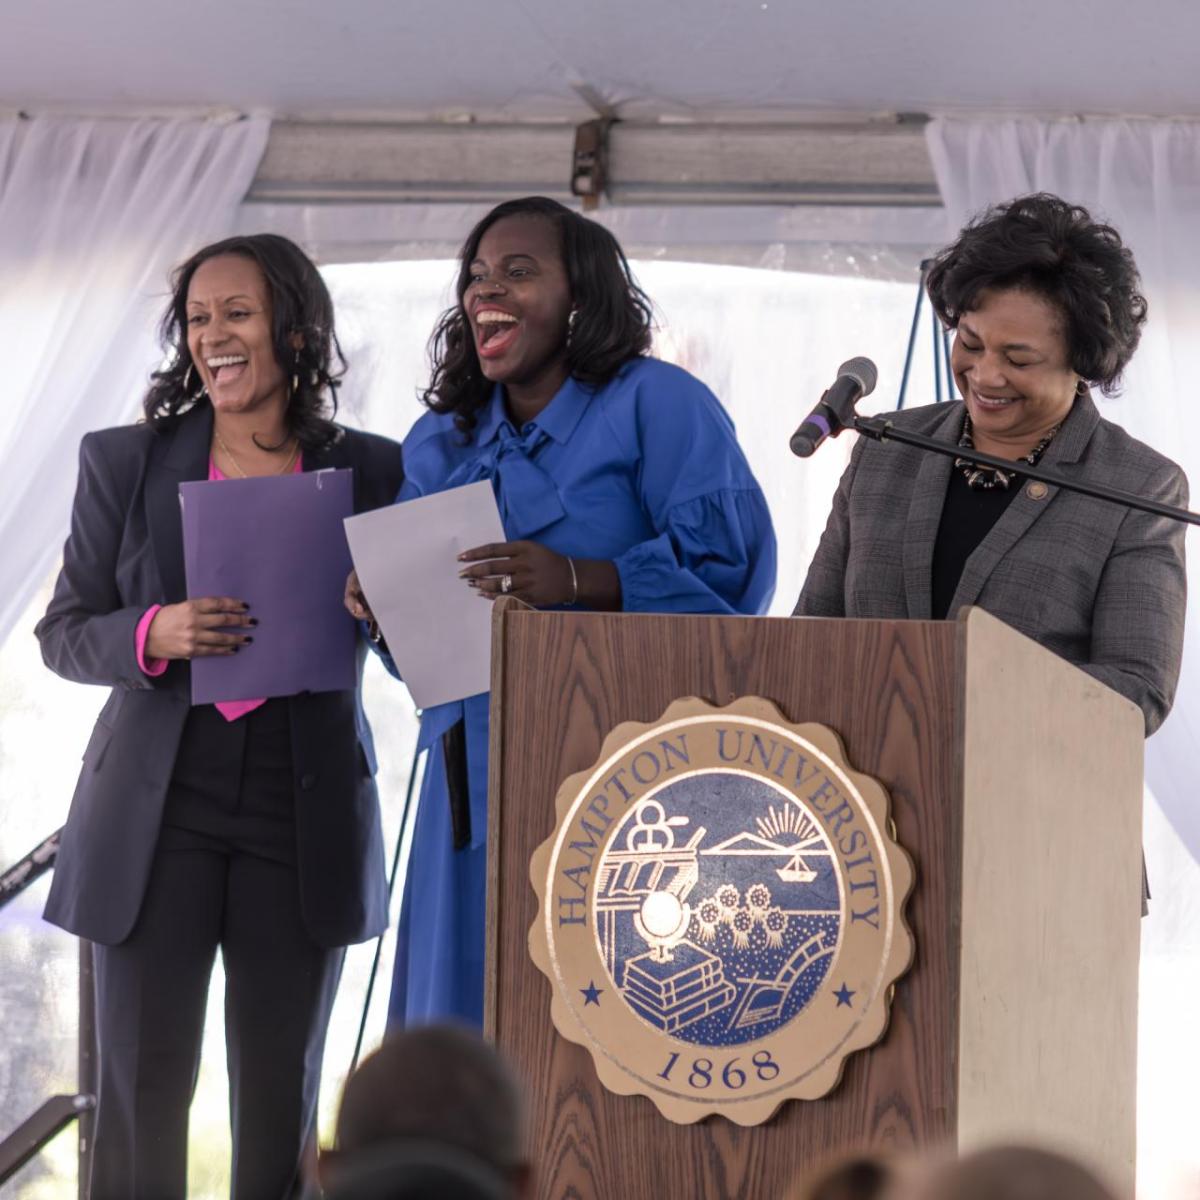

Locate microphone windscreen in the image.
[837,356,878,397]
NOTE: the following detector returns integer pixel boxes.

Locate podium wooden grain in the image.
[486,603,1143,1199]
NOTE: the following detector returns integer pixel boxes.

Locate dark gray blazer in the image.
[795,395,1187,735]
[36,405,405,947]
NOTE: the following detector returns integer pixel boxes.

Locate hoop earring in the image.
[291,350,300,399]
[567,308,579,345]
[183,363,194,393]
[1076,379,1089,396]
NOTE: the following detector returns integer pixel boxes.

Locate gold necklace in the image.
[213,428,299,478]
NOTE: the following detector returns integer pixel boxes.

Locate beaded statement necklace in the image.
[955,414,1061,491]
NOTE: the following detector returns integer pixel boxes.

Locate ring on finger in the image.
[500,574,514,594]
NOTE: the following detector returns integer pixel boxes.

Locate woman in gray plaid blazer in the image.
[796,194,1186,736]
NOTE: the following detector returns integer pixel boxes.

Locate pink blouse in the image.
[135,454,302,722]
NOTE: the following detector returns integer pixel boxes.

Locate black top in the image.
[931,467,1020,619]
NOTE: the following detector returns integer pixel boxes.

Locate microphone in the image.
[789,357,878,458]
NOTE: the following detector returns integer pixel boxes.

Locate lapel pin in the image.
[1026,481,1050,501]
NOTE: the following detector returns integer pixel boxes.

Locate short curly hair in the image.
[925,193,1147,396]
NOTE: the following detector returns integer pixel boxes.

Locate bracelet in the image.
[566,556,579,606]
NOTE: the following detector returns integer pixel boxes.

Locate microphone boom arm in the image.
[852,415,1200,528]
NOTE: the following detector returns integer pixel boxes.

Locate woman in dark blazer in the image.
[796,193,1186,736]
[35,234,403,1199]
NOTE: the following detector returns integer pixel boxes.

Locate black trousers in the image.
[89,701,344,1200]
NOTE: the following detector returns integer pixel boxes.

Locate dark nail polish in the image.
[248,617,259,627]
[243,636,254,644]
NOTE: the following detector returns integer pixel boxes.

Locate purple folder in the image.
[180,469,356,705]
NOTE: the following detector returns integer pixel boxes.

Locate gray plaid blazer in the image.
[794,394,1187,735]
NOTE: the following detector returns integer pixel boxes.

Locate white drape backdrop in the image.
[927,116,1200,1200]
[0,114,270,644]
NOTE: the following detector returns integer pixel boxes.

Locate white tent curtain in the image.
[0,113,270,644]
[926,116,1200,1199]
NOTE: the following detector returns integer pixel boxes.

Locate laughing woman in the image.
[37,235,403,1198]
[350,196,776,1028]
[796,193,1187,737]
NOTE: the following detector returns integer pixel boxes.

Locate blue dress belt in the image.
[442,719,471,851]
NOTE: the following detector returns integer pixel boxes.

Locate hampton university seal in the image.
[529,697,914,1124]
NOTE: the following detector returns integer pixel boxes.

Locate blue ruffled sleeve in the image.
[611,364,777,615]
[616,489,775,614]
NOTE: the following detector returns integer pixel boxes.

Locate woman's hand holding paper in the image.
[145,597,253,660]
[457,540,575,606]
[457,540,621,609]
[344,568,384,644]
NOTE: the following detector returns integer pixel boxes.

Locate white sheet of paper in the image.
[344,481,507,708]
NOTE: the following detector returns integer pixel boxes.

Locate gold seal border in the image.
[529,696,915,1125]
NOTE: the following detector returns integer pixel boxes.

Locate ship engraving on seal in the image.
[529,697,914,1125]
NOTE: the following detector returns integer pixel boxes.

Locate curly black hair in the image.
[422,197,654,436]
[142,233,344,450]
[925,193,1147,396]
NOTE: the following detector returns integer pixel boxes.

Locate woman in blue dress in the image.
[350,196,777,1028]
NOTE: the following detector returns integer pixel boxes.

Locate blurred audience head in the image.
[319,1024,530,1200]
[791,1153,895,1200]
[895,1144,1120,1200]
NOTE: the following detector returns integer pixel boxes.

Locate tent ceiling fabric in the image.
[5,0,1200,119]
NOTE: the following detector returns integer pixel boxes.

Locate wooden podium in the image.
[486,602,1144,1198]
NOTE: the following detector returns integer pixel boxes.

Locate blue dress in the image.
[387,357,777,1028]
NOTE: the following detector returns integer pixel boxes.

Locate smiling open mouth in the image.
[206,354,248,384]
[972,390,1018,409]
[476,311,520,358]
